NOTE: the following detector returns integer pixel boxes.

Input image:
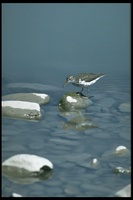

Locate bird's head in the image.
[62,76,75,87]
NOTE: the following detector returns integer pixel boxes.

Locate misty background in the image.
[2,3,130,85]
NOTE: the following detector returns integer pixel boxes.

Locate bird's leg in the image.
[80,87,83,93]
[86,88,90,97]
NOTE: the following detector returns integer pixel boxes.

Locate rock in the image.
[59,92,92,111]
[118,103,131,112]
[115,184,131,197]
[2,154,53,184]
[114,145,129,156]
[91,158,99,168]
[102,145,130,158]
[112,166,131,174]
[2,101,42,120]
[11,193,23,197]
[2,93,50,105]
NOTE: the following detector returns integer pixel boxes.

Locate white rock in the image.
[118,103,131,112]
[91,158,99,167]
[116,145,127,152]
[11,193,23,197]
[66,96,77,103]
[2,101,42,120]
[115,184,131,197]
[92,158,98,164]
[33,93,48,99]
[115,145,128,155]
[2,101,40,111]
[2,93,50,105]
[2,154,53,171]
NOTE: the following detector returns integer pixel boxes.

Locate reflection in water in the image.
[59,110,98,131]
[2,165,53,184]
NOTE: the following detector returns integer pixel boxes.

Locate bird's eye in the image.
[69,76,73,81]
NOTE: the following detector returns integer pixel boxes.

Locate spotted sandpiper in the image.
[62,73,105,93]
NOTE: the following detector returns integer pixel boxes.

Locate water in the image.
[2,73,131,197]
[2,3,130,197]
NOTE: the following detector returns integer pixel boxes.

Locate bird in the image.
[62,73,105,93]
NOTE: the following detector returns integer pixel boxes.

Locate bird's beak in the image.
[62,81,68,87]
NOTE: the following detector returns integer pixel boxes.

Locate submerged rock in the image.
[101,145,130,158]
[11,193,23,197]
[59,92,92,111]
[112,166,131,174]
[2,101,42,120]
[90,158,99,168]
[2,154,53,184]
[2,93,50,105]
[114,184,131,197]
[118,103,131,113]
[114,145,129,156]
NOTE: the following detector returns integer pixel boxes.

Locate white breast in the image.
[79,77,102,86]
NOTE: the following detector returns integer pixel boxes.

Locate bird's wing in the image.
[77,73,104,82]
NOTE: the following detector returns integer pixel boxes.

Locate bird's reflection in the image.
[59,109,98,131]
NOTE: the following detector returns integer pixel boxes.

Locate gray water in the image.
[2,3,131,197]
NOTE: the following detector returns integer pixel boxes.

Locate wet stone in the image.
[114,145,129,156]
[59,92,92,111]
[2,92,50,105]
[2,101,42,121]
[115,184,131,197]
[112,166,131,174]
[118,103,131,113]
[2,154,53,185]
[11,193,23,197]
